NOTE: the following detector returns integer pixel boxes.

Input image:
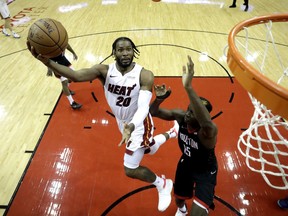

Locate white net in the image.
[238,94,288,189]
[232,18,288,189]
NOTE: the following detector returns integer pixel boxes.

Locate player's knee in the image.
[191,201,208,216]
[123,151,142,173]
[124,166,137,178]
[190,207,208,216]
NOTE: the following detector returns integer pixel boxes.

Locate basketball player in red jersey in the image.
[47,43,82,110]
[27,37,175,212]
[150,56,218,216]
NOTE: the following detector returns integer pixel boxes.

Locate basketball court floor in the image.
[0,0,287,215]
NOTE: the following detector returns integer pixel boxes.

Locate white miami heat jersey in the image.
[104,62,142,132]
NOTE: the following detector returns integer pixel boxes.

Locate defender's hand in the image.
[154,84,171,100]
[182,55,194,88]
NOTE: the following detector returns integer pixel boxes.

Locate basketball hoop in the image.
[227,14,288,190]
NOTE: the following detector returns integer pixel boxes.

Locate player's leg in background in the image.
[60,77,82,110]
[149,120,179,155]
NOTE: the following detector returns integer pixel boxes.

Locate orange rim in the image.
[227,14,288,120]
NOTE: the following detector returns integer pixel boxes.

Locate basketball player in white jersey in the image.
[27,37,176,212]
[0,0,20,38]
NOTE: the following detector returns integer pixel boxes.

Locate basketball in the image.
[27,18,68,58]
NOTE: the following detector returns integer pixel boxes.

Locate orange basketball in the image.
[27,18,68,58]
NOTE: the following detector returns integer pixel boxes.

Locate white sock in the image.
[167,130,177,139]
[179,204,187,212]
[67,95,74,104]
[154,134,167,145]
[3,28,9,34]
[149,134,167,155]
[153,175,164,189]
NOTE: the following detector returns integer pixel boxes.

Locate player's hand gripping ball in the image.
[27,18,68,58]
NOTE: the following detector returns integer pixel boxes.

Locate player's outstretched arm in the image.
[27,41,108,83]
[183,56,217,149]
[150,84,185,122]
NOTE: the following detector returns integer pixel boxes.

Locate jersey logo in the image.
[210,170,217,175]
[109,75,117,78]
[179,132,198,157]
[107,83,137,107]
[179,133,199,149]
[127,76,136,79]
[107,83,136,96]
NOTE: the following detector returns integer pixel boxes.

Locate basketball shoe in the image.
[2,28,10,36]
[71,101,82,110]
[157,175,173,211]
[12,32,20,38]
[175,207,188,216]
[277,197,288,210]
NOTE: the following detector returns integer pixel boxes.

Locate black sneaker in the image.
[71,101,82,110]
[244,5,249,11]
[229,4,236,8]
[278,197,288,210]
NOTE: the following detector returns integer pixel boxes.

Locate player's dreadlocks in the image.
[111,37,140,58]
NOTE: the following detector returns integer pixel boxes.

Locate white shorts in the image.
[117,113,154,152]
[121,114,155,169]
[0,2,10,19]
[124,148,146,169]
